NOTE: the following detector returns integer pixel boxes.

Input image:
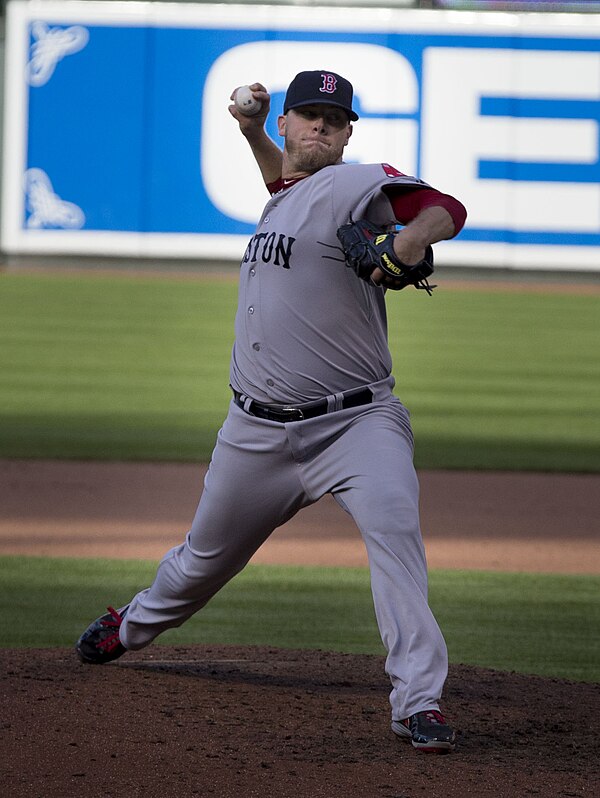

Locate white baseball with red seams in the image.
[234,85,262,116]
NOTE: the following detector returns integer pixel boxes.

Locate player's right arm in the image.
[228,83,283,187]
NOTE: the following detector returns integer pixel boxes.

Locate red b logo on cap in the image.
[320,73,337,94]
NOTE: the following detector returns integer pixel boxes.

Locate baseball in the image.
[234,85,262,116]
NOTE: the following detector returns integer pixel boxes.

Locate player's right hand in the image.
[228,83,271,133]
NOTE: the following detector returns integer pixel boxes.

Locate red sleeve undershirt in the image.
[384,185,467,236]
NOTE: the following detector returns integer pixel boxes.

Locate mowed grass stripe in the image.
[0,555,597,682]
[0,271,598,470]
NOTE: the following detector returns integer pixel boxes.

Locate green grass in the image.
[0,272,235,459]
[0,556,597,682]
[388,289,600,470]
[0,271,599,470]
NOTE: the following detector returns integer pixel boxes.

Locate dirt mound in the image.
[2,645,598,797]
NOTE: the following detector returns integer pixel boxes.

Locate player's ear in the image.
[345,124,353,146]
[277,115,286,137]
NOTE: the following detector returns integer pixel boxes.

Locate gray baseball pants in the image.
[119,381,449,721]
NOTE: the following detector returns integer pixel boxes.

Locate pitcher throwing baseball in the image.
[76,70,467,754]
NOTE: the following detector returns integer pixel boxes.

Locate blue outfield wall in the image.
[2,0,599,269]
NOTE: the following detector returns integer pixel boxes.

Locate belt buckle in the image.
[281,406,303,421]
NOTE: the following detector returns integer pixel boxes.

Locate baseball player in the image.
[76,70,467,754]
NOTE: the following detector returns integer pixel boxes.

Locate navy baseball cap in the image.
[283,70,359,121]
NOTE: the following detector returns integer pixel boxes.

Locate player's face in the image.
[278,105,353,175]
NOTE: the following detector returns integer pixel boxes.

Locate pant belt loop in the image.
[333,391,345,412]
[241,395,254,414]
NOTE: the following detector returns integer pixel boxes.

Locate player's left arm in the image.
[382,187,466,270]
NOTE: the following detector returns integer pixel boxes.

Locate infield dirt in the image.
[2,645,598,798]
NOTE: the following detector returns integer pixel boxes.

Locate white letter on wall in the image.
[421,48,600,233]
[202,41,418,223]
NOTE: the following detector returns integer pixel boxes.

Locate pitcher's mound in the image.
[2,644,597,797]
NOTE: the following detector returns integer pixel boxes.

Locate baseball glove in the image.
[336,218,436,294]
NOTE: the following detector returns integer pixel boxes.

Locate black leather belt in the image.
[232,387,373,422]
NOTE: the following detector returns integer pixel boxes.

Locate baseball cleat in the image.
[392,709,456,753]
[75,605,129,664]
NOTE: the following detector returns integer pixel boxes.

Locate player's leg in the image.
[111,403,307,651]
[308,398,449,724]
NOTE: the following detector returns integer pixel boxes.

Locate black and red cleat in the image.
[75,606,129,664]
[392,709,456,753]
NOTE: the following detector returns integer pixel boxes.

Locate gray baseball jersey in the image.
[119,161,450,724]
[231,163,430,404]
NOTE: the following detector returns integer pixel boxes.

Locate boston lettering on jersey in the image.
[242,232,296,269]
